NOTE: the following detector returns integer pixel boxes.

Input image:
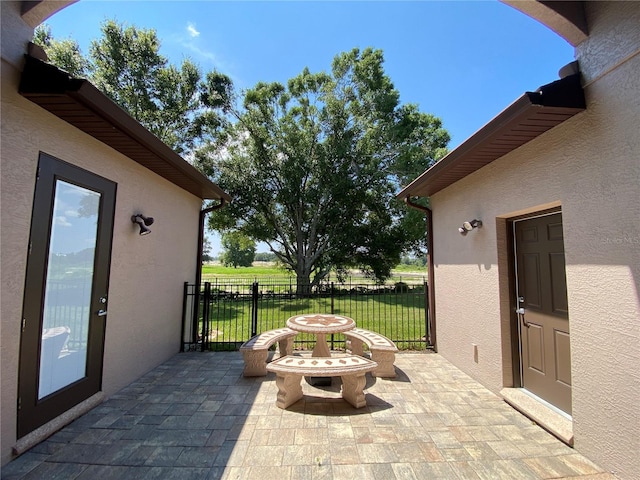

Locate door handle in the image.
[97,309,107,317]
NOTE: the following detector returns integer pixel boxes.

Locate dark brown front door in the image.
[514,212,571,414]
[18,153,116,437]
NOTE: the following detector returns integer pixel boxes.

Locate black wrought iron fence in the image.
[41,279,91,352]
[182,280,431,352]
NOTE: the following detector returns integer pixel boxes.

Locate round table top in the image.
[286,314,355,334]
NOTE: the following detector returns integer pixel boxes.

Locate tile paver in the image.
[0,351,618,479]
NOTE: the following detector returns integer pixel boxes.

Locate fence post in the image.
[424,281,430,346]
[251,281,259,337]
[201,282,211,352]
[330,282,335,314]
[180,282,188,352]
[191,282,201,351]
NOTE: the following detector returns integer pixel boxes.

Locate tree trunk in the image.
[295,263,312,296]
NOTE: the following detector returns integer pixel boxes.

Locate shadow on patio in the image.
[1,351,614,480]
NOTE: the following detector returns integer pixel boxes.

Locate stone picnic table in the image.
[286,313,355,357]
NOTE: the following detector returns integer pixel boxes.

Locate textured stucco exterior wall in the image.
[1,1,202,465]
[564,4,640,478]
[431,3,639,478]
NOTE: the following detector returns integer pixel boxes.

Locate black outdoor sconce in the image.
[458,219,482,236]
[131,214,154,236]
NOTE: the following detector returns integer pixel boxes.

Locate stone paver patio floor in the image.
[1,351,616,479]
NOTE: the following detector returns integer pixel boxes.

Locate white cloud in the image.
[180,40,218,64]
[54,216,72,227]
[166,29,243,86]
[187,22,200,38]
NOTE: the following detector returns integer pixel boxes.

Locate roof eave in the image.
[19,55,231,202]
[397,73,585,200]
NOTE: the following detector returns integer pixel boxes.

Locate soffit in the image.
[397,73,585,200]
[19,55,231,202]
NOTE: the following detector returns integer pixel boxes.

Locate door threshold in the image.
[500,388,573,446]
[13,392,104,456]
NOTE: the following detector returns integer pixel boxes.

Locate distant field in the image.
[201,262,427,284]
[202,262,285,278]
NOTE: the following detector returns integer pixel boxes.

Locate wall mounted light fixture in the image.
[458,219,482,236]
[131,214,154,236]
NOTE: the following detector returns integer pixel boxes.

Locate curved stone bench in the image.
[266,354,378,409]
[343,328,398,378]
[239,328,298,377]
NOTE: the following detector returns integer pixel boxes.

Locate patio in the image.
[1,351,615,480]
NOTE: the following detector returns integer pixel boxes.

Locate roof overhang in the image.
[20,0,77,28]
[19,55,231,202]
[501,1,588,47]
[397,73,585,200]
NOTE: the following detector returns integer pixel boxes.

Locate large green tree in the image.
[34,21,224,154]
[35,24,447,288]
[197,48,449,292]
[220,232,256,268]
[33,25,87,77]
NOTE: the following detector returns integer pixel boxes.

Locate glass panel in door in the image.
[39,181,100,399]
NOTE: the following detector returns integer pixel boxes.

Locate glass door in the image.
[18,153,116,438]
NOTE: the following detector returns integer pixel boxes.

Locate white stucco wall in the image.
[431,3,639,478]
[1,1,202,465]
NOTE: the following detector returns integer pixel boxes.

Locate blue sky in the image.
[43,1,575,255]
